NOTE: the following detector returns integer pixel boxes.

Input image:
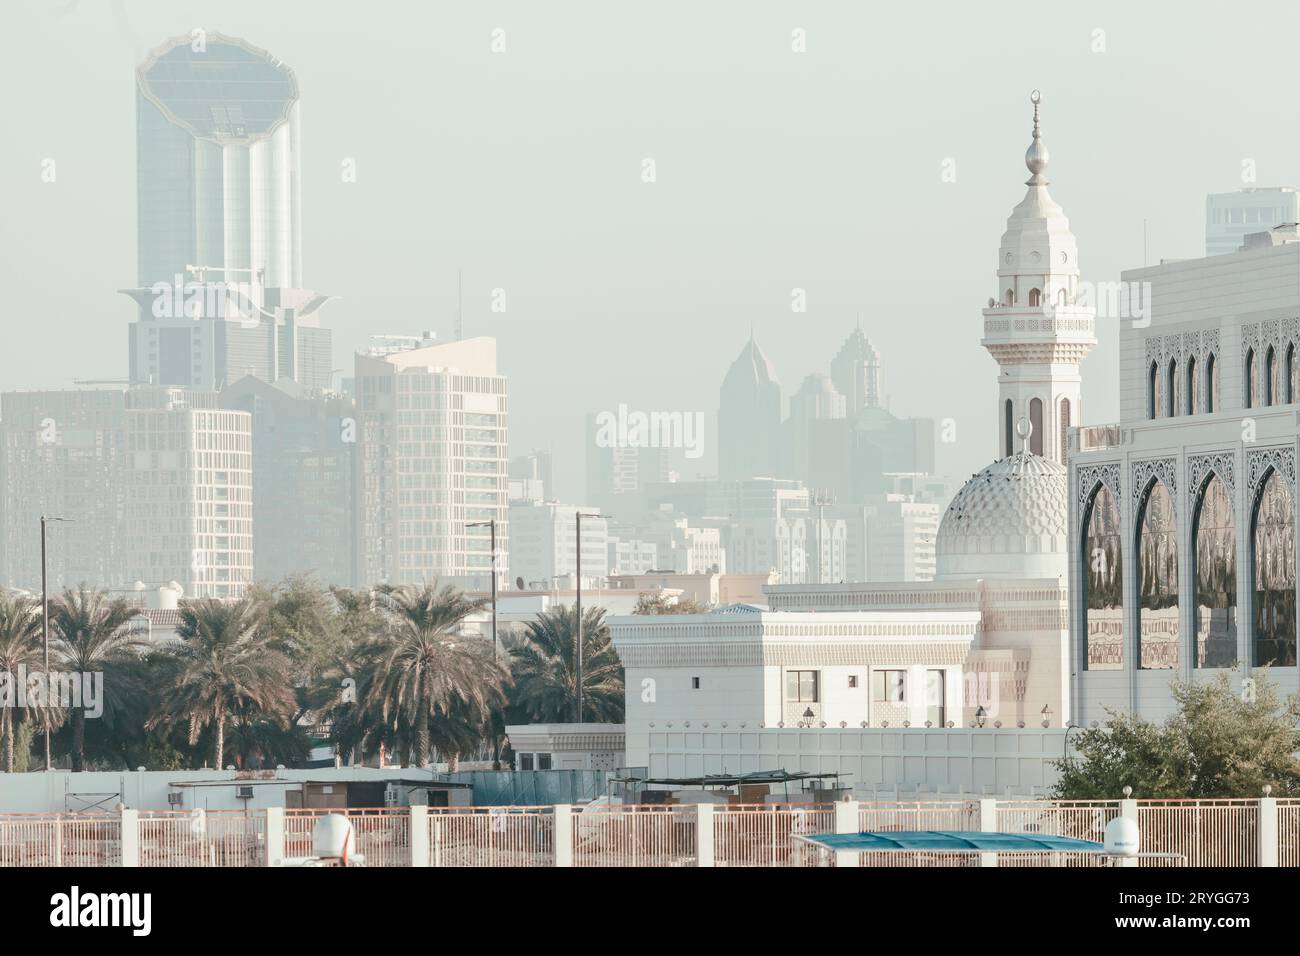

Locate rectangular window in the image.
[519,754,534,771]
[847,675,858,689]
[537,753,553,771]
[785,670,819,702]
[872,669,906,702]
[691,677,701,689]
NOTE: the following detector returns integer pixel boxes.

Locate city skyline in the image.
[6,2,1300,502]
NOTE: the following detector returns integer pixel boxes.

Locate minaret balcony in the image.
[980,304,1096,347]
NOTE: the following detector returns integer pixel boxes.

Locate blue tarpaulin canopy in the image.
[798,830,1106,854]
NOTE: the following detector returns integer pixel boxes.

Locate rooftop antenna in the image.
[455,269,463,341]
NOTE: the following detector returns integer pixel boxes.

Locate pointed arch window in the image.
[1252,470,1296,667]
[1028,398,1043,456]
[1083,483,1123,670]
[1137,480,1178,670]
[1028,288,1042,308]
[1148,362,1162,420]
[1265,346,1277,406]
[1245,348,1258,409]
[1168,358,1180,418]
[1287,343,1296,404]
[1187,356,1199,414]
[1206,353,1219,413]
[1193,474,1236,668]
[1004,399,1013,457]
[1003,289,1015,307]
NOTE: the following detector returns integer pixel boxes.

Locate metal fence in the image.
[429,807,554,867]
[713,804,832,866]
[572,805,697,867]
[138,810,265,867]
[285,808,410,867]
[0,798,1290,867]
[0,813,122,867]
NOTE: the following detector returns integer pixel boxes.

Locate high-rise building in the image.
[837,496,939,583]
[584,415,671,522]
[718,334,783,481]
[1206,187,1299,257]
[0,388,130,591]
[508,502,608,589]
[122,387,254,598]
[830,323,884,414]
[220,376,357,586]
[354,336,509,589]
[125,34,332,391]
[979,93,1096,464]
[510,450,554,501]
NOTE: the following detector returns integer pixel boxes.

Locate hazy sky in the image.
[4,0,1298,499]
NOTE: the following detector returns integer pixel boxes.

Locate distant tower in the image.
[980,92,1096,464]
[718,332,783,481]
[831,321,884,415]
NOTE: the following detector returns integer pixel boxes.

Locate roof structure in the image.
[797,829,1105,854]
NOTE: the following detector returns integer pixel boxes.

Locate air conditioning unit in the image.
[384,784,403,807]
[236,785,255,800]
[167,792,184,807]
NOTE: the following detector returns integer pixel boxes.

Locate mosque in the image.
[610,94,1099,784]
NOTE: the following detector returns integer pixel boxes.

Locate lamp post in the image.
[40,515,71,772]
[466,520,499,660]
[574,511,601,724]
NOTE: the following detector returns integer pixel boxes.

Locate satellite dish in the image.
[313,814,353,863]
[1103,816,1139,857]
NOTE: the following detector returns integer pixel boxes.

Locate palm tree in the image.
[148,598,297,769]
[507,605,624,723]
[0,592,42,772]
[49,587,143,771]
[357,583,506,768]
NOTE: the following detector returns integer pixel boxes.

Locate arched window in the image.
[1245,348,1258,409]
[1028,288,1042,308]
[1083,483,1123,670]
[1265,346,1277,406]
[1194,474,1236,668]
[1168,358,1180,417]
[1059,398,1071,464]
[1137,480,1178,670]
[1004,289,1015,306]
[1056,289,1067,307]
[1148,362,1162,420]
[1252,470,1296,667]
[1187,356,1199,414]
[1287,344,1296,404]
[1206,353,1219,413]
[1029,397,1043,456]
[1004,399,1013,457]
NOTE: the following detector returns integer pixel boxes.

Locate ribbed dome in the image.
[936,452,1069,580]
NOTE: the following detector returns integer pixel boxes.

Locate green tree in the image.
[506,604,624,723]
[1054,673,1300,798]
[0,592,43,772]
[148,598,297,769]
[49,587,144,771]
[633,593,709,615]
[349,584,506,768]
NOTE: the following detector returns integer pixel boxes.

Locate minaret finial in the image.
[1024,90,1049,186]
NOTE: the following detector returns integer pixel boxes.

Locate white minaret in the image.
[980,91,1096,465]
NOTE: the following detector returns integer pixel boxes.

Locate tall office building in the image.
[508,502,608,588]
[0,389,130,591]
[122,387,254,598]
[585,416,672,522]
[355,337,509,589]
[718,334,783,481]
[1206,187,1299,257]
[830,322,884,414]
[510,450,554,501]
[125,34,332,391]
[221,376,357,586]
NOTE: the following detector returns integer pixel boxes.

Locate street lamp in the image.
[466,519,499,661]
[574,511,601,725]
[40,515,71,772]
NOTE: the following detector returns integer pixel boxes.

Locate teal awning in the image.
[799,830,1105,854]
